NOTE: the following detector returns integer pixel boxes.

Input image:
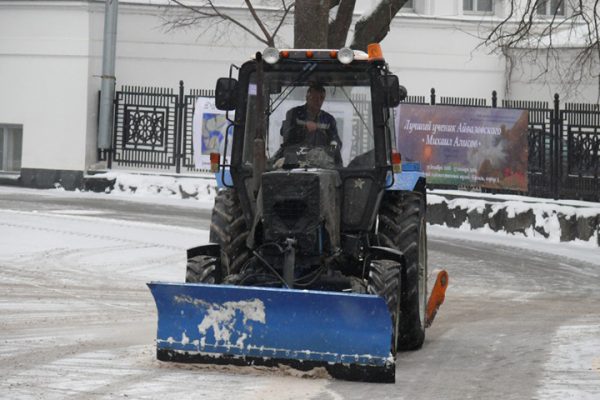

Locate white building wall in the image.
[506,48,599,103]
[0,2,92,172]
[382,15,505,101]
[106,3,287,88]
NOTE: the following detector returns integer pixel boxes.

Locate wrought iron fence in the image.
[560,103,600,200]
[101,83,600,201]
[102,82,214,173]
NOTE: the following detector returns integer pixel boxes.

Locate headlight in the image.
[337,47,354,64]
[263,47,280,64]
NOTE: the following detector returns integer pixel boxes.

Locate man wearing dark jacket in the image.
[280,83,342,150]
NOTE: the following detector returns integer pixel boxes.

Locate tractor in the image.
[148,44,447,383]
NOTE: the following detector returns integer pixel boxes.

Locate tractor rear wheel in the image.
[186,255,220,283]
[209,189,250,275]
[367,259,401,355]
[378,191,427,350]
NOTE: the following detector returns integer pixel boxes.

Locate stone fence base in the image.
[427,192,599,246]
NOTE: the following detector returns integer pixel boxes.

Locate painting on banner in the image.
[192,97,233,169]
[396,104,529,191]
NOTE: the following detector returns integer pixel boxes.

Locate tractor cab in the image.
[215,46,407,267]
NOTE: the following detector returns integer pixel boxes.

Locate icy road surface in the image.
[0,187,599,399]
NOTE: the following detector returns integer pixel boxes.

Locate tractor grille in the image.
[273,199,308,228]
[261,171,321,254]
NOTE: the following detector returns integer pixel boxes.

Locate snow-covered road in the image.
[0,188,599,399]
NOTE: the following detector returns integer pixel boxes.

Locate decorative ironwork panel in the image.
[567,126,599,176]
[560,104,600,201]
[123,106,166,149]
[502,100,554,198]
[113,86,179,169]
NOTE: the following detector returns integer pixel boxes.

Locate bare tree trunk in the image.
[294,0,330,48]
[328,0,356,48]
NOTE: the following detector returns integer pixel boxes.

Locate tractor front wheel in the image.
[186,255,220,284]
[367,259,402,355]
[378,191,427,350]
[209,189,251,275]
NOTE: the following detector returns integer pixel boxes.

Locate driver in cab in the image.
[274,83,343,167]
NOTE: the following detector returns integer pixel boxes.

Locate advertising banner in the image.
[396,104,529,191]
[192,97,233,169]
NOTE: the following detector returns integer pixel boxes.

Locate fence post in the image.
[492,90,497,108]
[430,88,436,105]
[552,93,561,199]
[176,80,184,174]
[108,89,118,169]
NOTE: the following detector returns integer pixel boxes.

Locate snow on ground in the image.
[1,180,599,399]
[537,322,600,400]
[95,171,217,206]
[0,208,208,283]
[428,225,599,266]
[0,205,346,399]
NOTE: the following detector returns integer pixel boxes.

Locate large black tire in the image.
[186,255,220,283]
[378,191,428,350]
[367,260,402,355]
[209,189,251,275]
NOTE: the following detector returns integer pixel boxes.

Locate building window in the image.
[402,0,414,10]
[463,0,493,13]
[537,0,565,16]
[0,125,23,172]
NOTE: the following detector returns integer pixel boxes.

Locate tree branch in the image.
[350,0,408,51]
[166,0,271,45]
[244,0,275,46]
[481,0,600,96]
[272,1,295,40]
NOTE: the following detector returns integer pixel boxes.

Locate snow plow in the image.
[148,44,448,383]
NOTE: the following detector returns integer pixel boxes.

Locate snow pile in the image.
[88,171,218,202]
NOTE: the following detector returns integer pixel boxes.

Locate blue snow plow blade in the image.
[147,282,395,382]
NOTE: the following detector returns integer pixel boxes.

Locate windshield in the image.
[242,69,375,170]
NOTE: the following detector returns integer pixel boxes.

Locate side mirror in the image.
[377,75,406,107]
[398,85,407,102]
[215,78,239,111]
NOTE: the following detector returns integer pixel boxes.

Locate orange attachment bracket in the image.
[425,269,449,328]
